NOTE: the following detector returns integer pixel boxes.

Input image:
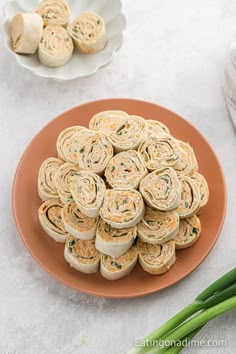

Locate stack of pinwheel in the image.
[38,110,209,280]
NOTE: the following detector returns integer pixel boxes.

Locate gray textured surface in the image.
[0,0,236,353]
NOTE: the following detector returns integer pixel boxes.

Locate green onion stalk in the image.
[127,267,236,354]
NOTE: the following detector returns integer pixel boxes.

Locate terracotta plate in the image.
[12,99,226,298]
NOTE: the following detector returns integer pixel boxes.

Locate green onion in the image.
[127,268,236,354]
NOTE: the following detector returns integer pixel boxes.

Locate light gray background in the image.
[0,0,235,353]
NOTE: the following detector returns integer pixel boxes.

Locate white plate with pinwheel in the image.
[3,0,126,80]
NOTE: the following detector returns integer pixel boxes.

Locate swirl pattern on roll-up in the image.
[146,120,170,136]
[38,157,64,201]
[100,189,145,229]
[138,239,176,275]
[138,207,179,244]
[61,202,98,240]
[174,141,198,176]
[70,171,106,218]
[64,236,100,274]
[68,12,108,54]
[10,13,43,54]
[107,115,146,152]
[191,172,209,211]
[56,126,87,162]
[175,176,200,218]
[175,215,201,249]
[105,150,148,190]
[138,134,180,171]
[89,110,128,132]
[95,218,137,258]
[140,167,181,211]
[76,131,113,175]
[100,245,138,280]
[36,0,70,27]
[54,163,80,204]
[38,25,73,67]
[38,199,68,242]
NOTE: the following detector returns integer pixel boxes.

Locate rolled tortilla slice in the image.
[68,12,108,54]
[54,163,80,204]
[70,171,106,218]
[10,13,43,54]
[138,207,179,244]
[174,141,198,176]
[36,0,70,27]
[138,134,180,171]
[108,115,147,152]
[140,167,181,211]
[100,189,145,229]
[105,150,148,190]
[95,218,137,258]
[89,110,128,132]
[146,119,170,136]
[77,131,113,175]
[138,239,176,275]
[175,176,200,218]
[38,25,73,67]
[38,157,64,201]
[191,172,209,212]
[64,236,100,274]
[100,245,138,280]
[38,199,68,242]
[56,126,87,162]
[175,215,201,249]
[61,202,98,240]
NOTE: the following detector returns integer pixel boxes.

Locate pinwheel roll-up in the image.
[77,131,113,175]
[191,172,209,212]
[64,236,100,274]
[108,115,147,153]
[56,126,87,162]
[89,110,128,132]
[95,218,137,258]
[10,13,43,54]
[146,119,170,136]
[70,171,106,218]
[36,0,70,27]
[61,202,98,240]
[140,168,181,211]
[100,245,138,280]
[138,208,179,244]
[176,176,200,218]
[38,25,73,67]
[138,135,180,171]
[174,141,198,176]
[105,150,148,190]
[38,199,68,242]
[100,189,145,229]
[38,157,64,201]
[138,239,176,275]
[54,163,80,204]
[175,215,201,249]
[68,12,108,54]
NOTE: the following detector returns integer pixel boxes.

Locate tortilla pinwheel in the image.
[105,150,148,190]
[70,171,106,218]
[61,202,98,240]
[191,172,209,212]
[146,119,170,136]
[174,141,198,176]
[175,215,201,249]
[89,110,128,132]
[100,245,138,280]
[138,239,176,275]
[175,176,200,218]
[64,236,100,274]
[95,218,137,258]
[56,126,87,162]
[140,167,181,211]
[100,189,145,229]
[138,207,179,244]
[38,157,64,201]
[36,0,70,27]
[38,199,68,242]
[54,163,80,204]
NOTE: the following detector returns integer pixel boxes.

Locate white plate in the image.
[3,0,126,80]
